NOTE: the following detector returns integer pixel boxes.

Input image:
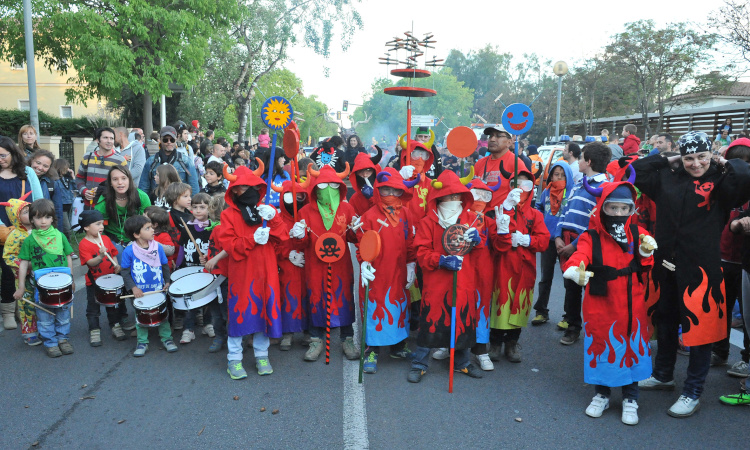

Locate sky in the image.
[284,0,728,124]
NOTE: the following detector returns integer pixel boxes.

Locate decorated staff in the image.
[501,103,535,189]
[358,230,381,382]
[315,232,346,364]
[283,122,301,221]
[260,96,294,226]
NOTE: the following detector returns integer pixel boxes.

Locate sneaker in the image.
[638,375,676,390]
[202,324,215,338]
[488,344,502,362]
[89,329,102,347]
[390,344,412,359]
[304,338,324,361]
[46,345,62,358]
[133,343,148,357]
[476,353,494,371]
[504,340,522,363]
[560,329,580,345]
[163,339,178,352]
[667,395,700,417]
[256,357,273,375]
[172,316,184,330]
[208,337,224,353]
[120,316,136,331]
[180,329,196,344]
[622,399,639,425]
[71,253,79,260]
[557,320,569,330]
[342,336,359,360]
[585,394,610,418]
[455,363,483,378]
[280,334,293,351]
[111,323,127,341]
[58,339,74,355]
[228,360,247,380]
[432,347,449,360]
[407,367,426,383]
[363,351,378,374]
[531,314,548,325]
[727,360,750,378]
[24,335,42,346]
[301,332,312,346]
[719,387,750,406]
[710,352,728,367]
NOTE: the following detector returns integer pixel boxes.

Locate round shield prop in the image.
[446,126,478,158]
[283,127,300,159]
[261,96,294,131]
[315,232,346,264]
[359,230,382,263]
[501,103,534,136]
[441,223,474,256]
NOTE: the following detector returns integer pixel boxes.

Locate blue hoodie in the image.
[535,161,574,239]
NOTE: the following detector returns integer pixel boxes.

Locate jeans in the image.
[490,328,521,345]
[411,346,471,370]
[713,262,749,361]
[208,280,228,340]
[309,324,354,341]
[595,382,639,400]
[36,303,71,347]
[227,332,269,361]
[135,321,172,344]
[368,339,406,355]
[652,270,713,399]
[85,285,126,331]
[563,278,583,331]
[534,240,559,316]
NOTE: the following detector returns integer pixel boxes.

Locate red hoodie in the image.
[622,134,641,155]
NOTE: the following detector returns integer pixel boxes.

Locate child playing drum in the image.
[120,215,178,357]
[77,210,126,346]
[14,199,76,358]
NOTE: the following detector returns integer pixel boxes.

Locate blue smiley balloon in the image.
[501,103,534,136]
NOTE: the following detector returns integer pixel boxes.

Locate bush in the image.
[0,109,93,139]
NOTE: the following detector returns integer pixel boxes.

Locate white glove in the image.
[494,207,510,234]
[361,261,376,287]
[399,165,415,179]
[254,226,270,245]
[405,262,417,289]
[517,232,530,247]
[257,204,276,220]
[289,250,305,267]
[639,234,657,257]
[503,188,522,210]
[290,220,306,239]
[563,262,594,287]
[350,215,362,230]
[511,231,520,247]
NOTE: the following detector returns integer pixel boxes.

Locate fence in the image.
[59,137,74,165]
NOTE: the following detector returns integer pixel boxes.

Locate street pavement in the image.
[1,258,747,449]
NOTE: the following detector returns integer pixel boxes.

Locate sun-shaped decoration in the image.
[261,96,293,131]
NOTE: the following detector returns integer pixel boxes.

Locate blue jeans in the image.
[208,279,229,340]
[411,346,470,371]
[595,382,639,401]
[36,303,71,348]
[309,324,353,341]
[227,332,269,361]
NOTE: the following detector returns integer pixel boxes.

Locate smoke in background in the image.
[362,122,401,152]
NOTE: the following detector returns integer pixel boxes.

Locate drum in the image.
[169,272,219,310]
[94,274,125,307]
[37,272,74,307]
[133,293,168,327]
[170,266,205,283]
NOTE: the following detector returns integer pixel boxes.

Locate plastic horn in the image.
[582,175,604,197]
[403,173,421,188]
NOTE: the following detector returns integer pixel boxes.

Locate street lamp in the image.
[553,61,568,141]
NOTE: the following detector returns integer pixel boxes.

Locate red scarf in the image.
[547,180,567,215]
[379,195,403,227]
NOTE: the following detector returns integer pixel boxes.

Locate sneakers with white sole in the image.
[432,348,449,360]
[667,395,700,417]
[638,375,676,390]
[585,394,610,418]
[621,399,639,425]
[202,324,215,337]
[180,329,195,344]
[476,353,494,371]
[727,360,750,378]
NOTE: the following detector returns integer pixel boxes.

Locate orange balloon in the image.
[446,126,478,158]
[359,230,382,263]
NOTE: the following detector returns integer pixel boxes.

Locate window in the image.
[18,100,30,111]
[11,62,24,70]
[60,105,73,118]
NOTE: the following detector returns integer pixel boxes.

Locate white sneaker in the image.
[585,394,610,418]
[432,348,449,360]
[180,329,196,344]
[202,324,215,337]
[476,353,494,371]
[638,375,675,390]
[667,395,700,418]
[621,399,639,425]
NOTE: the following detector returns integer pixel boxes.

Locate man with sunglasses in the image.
[473,126,517,214]
[76,127,128,209]
[139,126,200,196]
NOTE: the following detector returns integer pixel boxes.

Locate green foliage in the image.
[223,104,239,135]
[709,1,750,64]
[0,109,91,138]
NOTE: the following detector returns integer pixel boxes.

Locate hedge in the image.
[0,109,94,139]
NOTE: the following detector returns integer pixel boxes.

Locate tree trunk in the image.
[237,95,250,144]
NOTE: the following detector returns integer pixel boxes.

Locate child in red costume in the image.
[562,181,655,426]
[349,148,383,216]
[397,141,433,223]
[408,170,486,383]
[291,163,360,362]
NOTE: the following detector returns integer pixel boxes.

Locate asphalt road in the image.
[1,258,747,449]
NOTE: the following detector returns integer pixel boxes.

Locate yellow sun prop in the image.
[261,97,293,130]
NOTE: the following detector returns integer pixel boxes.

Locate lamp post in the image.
[23,0,39,132]
[553,61,568,141]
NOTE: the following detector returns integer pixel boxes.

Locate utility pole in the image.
[553,61,568,141]
[23,0,39,132]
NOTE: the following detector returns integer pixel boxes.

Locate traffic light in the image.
[343,100,348,111]
[337,111,341,120]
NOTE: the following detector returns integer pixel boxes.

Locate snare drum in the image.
[37,272,74,307]
[94,274,125,307]
[133,293,168,327]
[170,266,205,283]
[169,272,219,310]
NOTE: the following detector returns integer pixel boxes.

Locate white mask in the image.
[437,200,462,229]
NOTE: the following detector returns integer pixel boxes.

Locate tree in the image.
[709,1,750,64]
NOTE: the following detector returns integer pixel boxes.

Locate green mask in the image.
[317,186,340,230]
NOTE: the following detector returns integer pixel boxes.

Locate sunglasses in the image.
[161,137,175,143]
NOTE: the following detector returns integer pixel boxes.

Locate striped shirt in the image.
[553,172,608,238]
[75,149,127,195]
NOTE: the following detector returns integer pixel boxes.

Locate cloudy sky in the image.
[284,0,728,121]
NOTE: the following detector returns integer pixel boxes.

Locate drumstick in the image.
[179,218,205,259]
[18,297,56,316]
[120,288,166,299]
[97,232,119,267]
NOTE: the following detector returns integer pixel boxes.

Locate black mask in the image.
[602,214,629,251]
[235,187,262,226]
